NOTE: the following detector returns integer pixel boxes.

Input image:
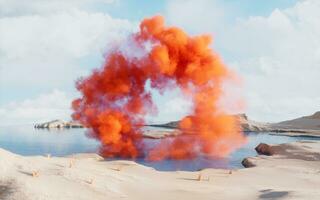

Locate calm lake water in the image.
[0,125,319,171]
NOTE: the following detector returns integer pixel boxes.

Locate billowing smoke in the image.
[72,16,246,160]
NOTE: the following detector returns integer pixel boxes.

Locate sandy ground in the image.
[1,141,320,200]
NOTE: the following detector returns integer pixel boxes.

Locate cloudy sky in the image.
[0,0,319,125]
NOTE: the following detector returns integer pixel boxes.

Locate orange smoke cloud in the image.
[72,15,246,160]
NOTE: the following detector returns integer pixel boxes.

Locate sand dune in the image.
[1,140,320,200]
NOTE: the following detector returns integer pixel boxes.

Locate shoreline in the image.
[1,140,320,200]
[268,132,320,138]
[143,125,320,139]
[146,111,320,137]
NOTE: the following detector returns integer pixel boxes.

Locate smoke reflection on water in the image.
[0,125,318,171]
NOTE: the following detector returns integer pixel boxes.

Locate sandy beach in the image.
[1,140,319,200]
[2,0,320,199]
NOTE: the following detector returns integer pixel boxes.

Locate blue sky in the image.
[1,0,320,125]
[0,0,299,104]
[93,0,298,21]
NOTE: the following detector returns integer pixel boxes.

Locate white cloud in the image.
[165,0,320,122]
[0,1,136,125]
[0,89,72,126]
[0,0,116,16]
[3,0,320,125]
[226,0,320,121]
[0,9,134,88]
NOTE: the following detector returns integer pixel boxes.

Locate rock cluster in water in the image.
[34,120,84,129]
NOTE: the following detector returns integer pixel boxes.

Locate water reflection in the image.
[0,126,318,171]
[0,126,99,156]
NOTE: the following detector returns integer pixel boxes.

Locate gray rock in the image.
[34,120,84,129]
[242,157,256,168]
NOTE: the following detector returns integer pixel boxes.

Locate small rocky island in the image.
[34,120,84,129]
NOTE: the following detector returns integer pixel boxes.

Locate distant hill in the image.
[148,112,320,135]
[272,111,320,131]
[148,114,270,132]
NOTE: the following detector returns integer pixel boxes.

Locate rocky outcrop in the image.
[237,114,271,132]
[242,141,320,168]
[34,120,84,129]
[255,143,274,156]
[149,112,320,135]
[306,111,320,119]
[147,121,179,129]
[143,130,180,139]
[241,157,256,168]
[148,114,271,132]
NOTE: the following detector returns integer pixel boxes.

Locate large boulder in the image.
[255,143,274,156]
[241,157,256,168]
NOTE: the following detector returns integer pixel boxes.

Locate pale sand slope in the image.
[1,141,320,200]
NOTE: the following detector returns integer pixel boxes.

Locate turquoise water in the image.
[0,125,318,171]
